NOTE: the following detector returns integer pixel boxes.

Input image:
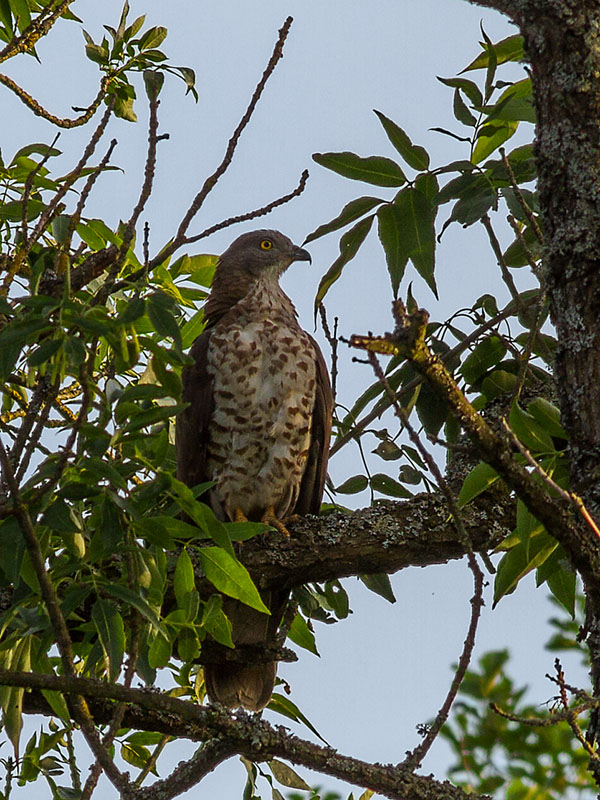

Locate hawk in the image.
[176,229,332,711]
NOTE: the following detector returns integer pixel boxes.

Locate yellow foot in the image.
[233,508,249,523]
[261,505,292,537]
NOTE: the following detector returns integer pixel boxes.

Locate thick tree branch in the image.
[3,671,489,800]
[230,490,511,593]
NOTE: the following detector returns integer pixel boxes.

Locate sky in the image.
[1,1,588,798]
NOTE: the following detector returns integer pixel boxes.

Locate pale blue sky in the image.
[1,2,584,798]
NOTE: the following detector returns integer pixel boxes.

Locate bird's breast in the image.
[205,302,317,522]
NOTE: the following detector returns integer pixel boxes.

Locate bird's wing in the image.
[176,331,215,490]
[294,334,333,516]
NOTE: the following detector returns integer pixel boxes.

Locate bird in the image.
[176,229,332,711]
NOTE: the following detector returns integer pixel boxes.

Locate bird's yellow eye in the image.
[260,239,273,251]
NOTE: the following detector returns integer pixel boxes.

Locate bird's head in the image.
[217,229,311,282]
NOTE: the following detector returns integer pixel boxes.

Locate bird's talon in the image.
[261,506,292,537]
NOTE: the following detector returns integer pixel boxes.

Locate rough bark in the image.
[470,0,600,770]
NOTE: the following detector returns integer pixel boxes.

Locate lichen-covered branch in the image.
[0,670,490,800]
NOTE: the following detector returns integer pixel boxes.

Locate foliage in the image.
[441,597,591,799]
[0,3,597,800]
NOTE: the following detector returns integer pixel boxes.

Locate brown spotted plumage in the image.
[176,230,332,711]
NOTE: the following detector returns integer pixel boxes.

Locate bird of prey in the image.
[176,229,332,711]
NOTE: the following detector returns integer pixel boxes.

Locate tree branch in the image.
[229,490,511,594]
[2,670,490,800]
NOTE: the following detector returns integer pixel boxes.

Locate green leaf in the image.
[27,337,63,367]
[174,549,195,609]
[472,120,518,164]
[314,215,373,309]
[148,631,172,669]
[359,573,396,603]
[0,516,25,582]
[268,694,329,745]
[393,187,437,297]
[10,143,61,162]
[461,335,507,385]
[119,403,185,435]
[502,222,542,268]
[85,42,107,65]
[304,196,384,245]
[370,473,412,498]
[225,521,270,542]
[135,516,201,548]
[147,290,183,350]
[287,613,319,655]
[485,78,535,123]
[268,760,311,791]
[97,581,160,629]
[0,198,44,221]
[143,69,164,100]
[453,88,477,127]
[509,402,555,453]
[437,76,483,107]
[138,25,167,50]
[458,461,500,507]
[2,636,31,758]
[480,369,517,400]
[176,627,200,662]
[546,568,576,618]
[415,171,439,203]
[113,96,137,123]
[91,599,125,681]
[514,499,544,553]
[181,309,205,349]
[335,475,368,495]
[462,34,524,71]
[527,398,567,440]
[373,110,430,170]
[313,151,406,187]
[198,547,269,614]
[202,595,234,647]
[121,741,152,771]
[377,203,409,296]
[494,531,557,606]
[416,380,447,436]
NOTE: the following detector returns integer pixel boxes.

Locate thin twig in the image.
[134,734,173,788]
[501,418,600,540]
[318,303,339,401]
[148,16,295,271]
[5,101,115,293]
[21,132,61,242]
[553,659,600,763]
[365,351,485,767]
[183,169,309,246]
[93,94,162,306]
[507,213,541,274]
[0,73,110,128]
[500,147,544,244]
[143,222,150,268]
[58,138,118,271]
[481,214,527,317]
[490,700,596,727]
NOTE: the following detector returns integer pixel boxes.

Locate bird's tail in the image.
[204,659,276,711]
[202,590,286,711]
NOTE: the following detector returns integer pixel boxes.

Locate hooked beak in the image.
[291,244,312,264]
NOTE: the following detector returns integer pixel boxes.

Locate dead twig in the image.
[365,350,485,768]
[148,16,295,271]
